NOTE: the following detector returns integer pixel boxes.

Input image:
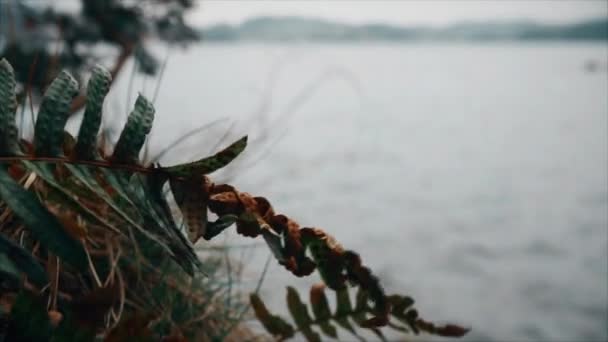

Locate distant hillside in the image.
[201,16,608,42]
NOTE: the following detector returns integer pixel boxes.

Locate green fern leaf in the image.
[286,286,321,342]
[309,285,338,338]
[203,214,238,240]
[353,289,386,341]
[163,135,247,177]
[250,293,295,340]
[98,168,137,207]
[0,58,19,156]
[136,173,201,274]
[34,71,79,157]
[0,167,87,271]
[112,94,155,164]
[261,229,288,264]
[334,288,364,340]
[75,65,112,159]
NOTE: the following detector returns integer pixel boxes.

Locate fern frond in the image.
[253,285,470,341]
[112,94,155,164]
[163,135,248,177]
[251,286,373,341]
[34,71,79,157]
[75,65,112,160]
[208,184,470,340]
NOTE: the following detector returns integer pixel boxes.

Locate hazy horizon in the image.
[191,0,608,27]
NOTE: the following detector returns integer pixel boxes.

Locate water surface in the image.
[105,42,608,341]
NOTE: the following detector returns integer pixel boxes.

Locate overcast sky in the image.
[190,0,607,27]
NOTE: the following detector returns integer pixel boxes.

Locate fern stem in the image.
[0,155,165,175]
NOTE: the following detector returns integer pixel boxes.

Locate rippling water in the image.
[103,42,607,341]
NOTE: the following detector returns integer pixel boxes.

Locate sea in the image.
[98,42,607,342]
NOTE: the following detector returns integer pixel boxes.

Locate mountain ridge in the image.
[200,16,608,42]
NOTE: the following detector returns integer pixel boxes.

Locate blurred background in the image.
[1,1,607,341]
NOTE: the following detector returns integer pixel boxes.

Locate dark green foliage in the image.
[0,233,47,286]
[5,292,52,341]
[3,292,95,342]
[50,313,96,342]
[0,61,251,339]
[0,168,87,271]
